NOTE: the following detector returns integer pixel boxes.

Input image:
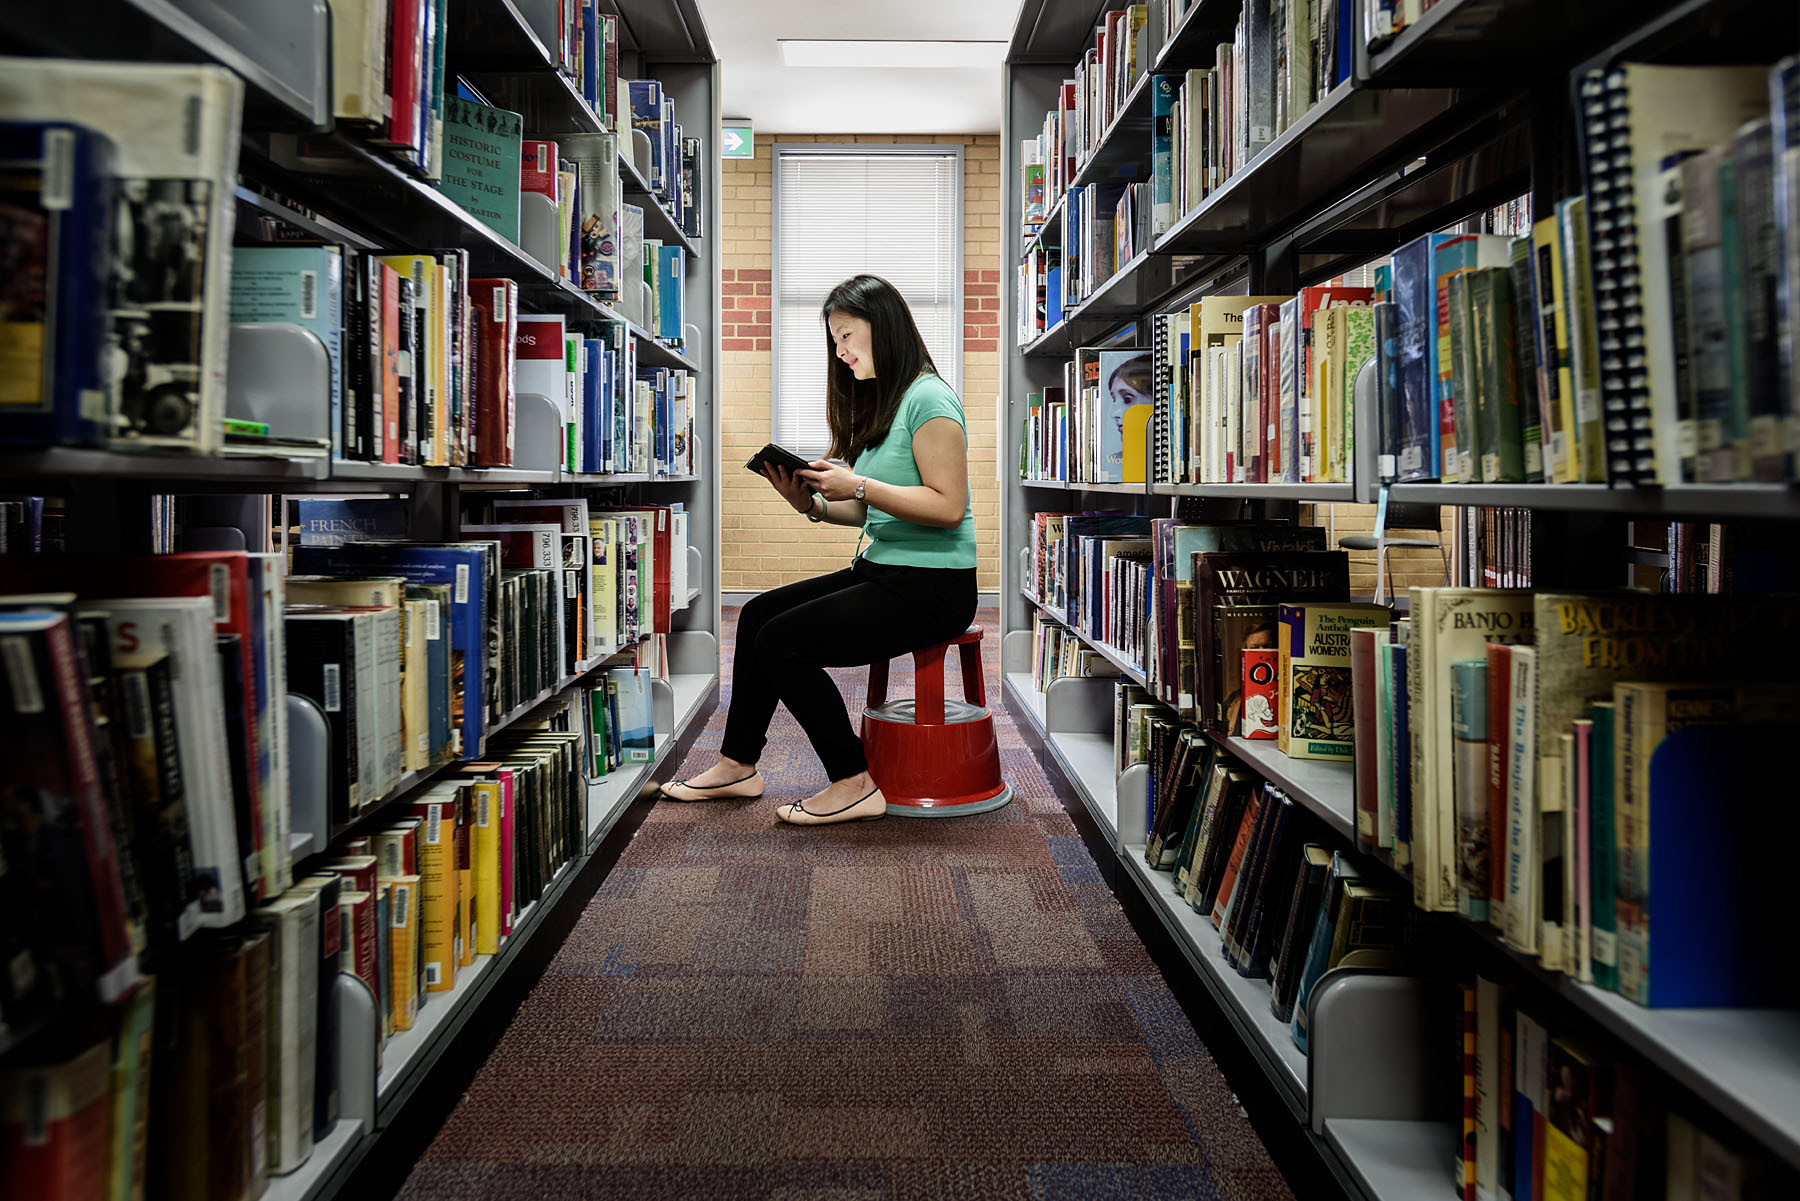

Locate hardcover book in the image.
[1193,550,1350,734]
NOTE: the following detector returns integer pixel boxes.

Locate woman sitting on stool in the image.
[660,274,978,825]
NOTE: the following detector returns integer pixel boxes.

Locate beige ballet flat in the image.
[775,786,886,825]
[659,771,764,802]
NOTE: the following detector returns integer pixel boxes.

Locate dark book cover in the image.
[292,871,343,1138]
[1193,550,1350,733]
[1238,795,1303,978]
[0,611,136,1004]
[1269,843,1334,1020]
[284,611,360,824]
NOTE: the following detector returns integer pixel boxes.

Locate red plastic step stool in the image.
[861,624,1012,817]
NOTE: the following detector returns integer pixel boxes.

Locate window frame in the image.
[769,142,965,457]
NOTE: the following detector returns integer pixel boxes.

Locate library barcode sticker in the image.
[426,600,441,640]
[455,565,469,605]
[122,671,152,738]
[424,962,441,987]
[42,128,73,210]
[1,637,43,715]
[424,804,441,843]
[209,564,231,623]
[391,885,409,928]
[322,663,342,712]
[492,286,507,319]
[477,790,490,826]
[299,269,319,319]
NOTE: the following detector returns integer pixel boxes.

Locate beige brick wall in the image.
[719,134,1001,593]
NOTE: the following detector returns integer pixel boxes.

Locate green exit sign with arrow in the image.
[722,125,754,158]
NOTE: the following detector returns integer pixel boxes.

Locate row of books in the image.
[0,506,685,983]
[1124,698,1791,1197]
[0,56,701,463]
[1049,523,1800,1010]
[296,494,693,656]
[324,0,698,245]
[0,674,625,1199]
[1030,611,1125,696]
[1127,725,1414,1046]
[1357,588,1797,1010]
[1020,346,1154,483]
[1019,4,1156,235]
[1018,1,1353,233]
[1448,972,1792,1201]
[1026,514,1330,720]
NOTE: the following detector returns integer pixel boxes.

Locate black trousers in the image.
[720,557,978,781]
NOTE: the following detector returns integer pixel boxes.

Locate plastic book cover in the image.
[606,666,654,762]
[0,123,114,446]
[0,60,246,453]
[436,96,523,243]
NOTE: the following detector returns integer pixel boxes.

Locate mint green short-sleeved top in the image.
[852,373,976,569]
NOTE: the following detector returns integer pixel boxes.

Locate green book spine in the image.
[1473,267,1525,483]
[1508,236,1547,482]
[1448,270,1480,483]
[1588,701,1618,992]
[1341,306,1376,482]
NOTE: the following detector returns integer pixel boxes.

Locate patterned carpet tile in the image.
[397,605,1295,1201]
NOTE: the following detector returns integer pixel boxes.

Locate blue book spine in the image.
[230,246,345,451]
[1392,232,1448,479]
[628,81,664,191]
[1046,267,1064,329]
[1288,883,1341,1054]
[608,666,654,761]
[291,497,408,547]
[1336,0,1353,87]
[582,339,603,472]
[1150,75,1176,234]
[658,245,682,345]
[579,0,600,108]
[0,123,114,446]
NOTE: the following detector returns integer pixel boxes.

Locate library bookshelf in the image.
[0,2,721,1199]
[1002,1,1800,1198]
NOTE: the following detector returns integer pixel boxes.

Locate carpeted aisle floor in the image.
[397,604,1295,1200]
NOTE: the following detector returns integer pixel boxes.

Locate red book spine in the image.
[651,506,672,633]
[348,892,381,1017]
[1485,643,1513,911]
[44,617,135,982]
[469,279,518,466]
[381,0,424,153]
[520,140,558,200]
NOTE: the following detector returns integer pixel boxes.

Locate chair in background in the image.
[1338,496,1449,604]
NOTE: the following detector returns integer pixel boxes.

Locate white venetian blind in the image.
[773,149,962,455]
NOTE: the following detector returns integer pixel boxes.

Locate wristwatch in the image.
[853,476,868,502]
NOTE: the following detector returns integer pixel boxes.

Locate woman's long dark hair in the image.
[821,275,938,462]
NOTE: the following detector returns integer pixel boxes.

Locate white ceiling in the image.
[696,0,1016,135]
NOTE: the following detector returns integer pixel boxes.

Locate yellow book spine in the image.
[402,600,429,771]
[386,876,421,1031]
[415,802,457,993]
[472,780,502,955]
[1532,218,1579,482]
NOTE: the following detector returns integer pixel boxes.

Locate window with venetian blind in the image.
[772,146,963,456]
